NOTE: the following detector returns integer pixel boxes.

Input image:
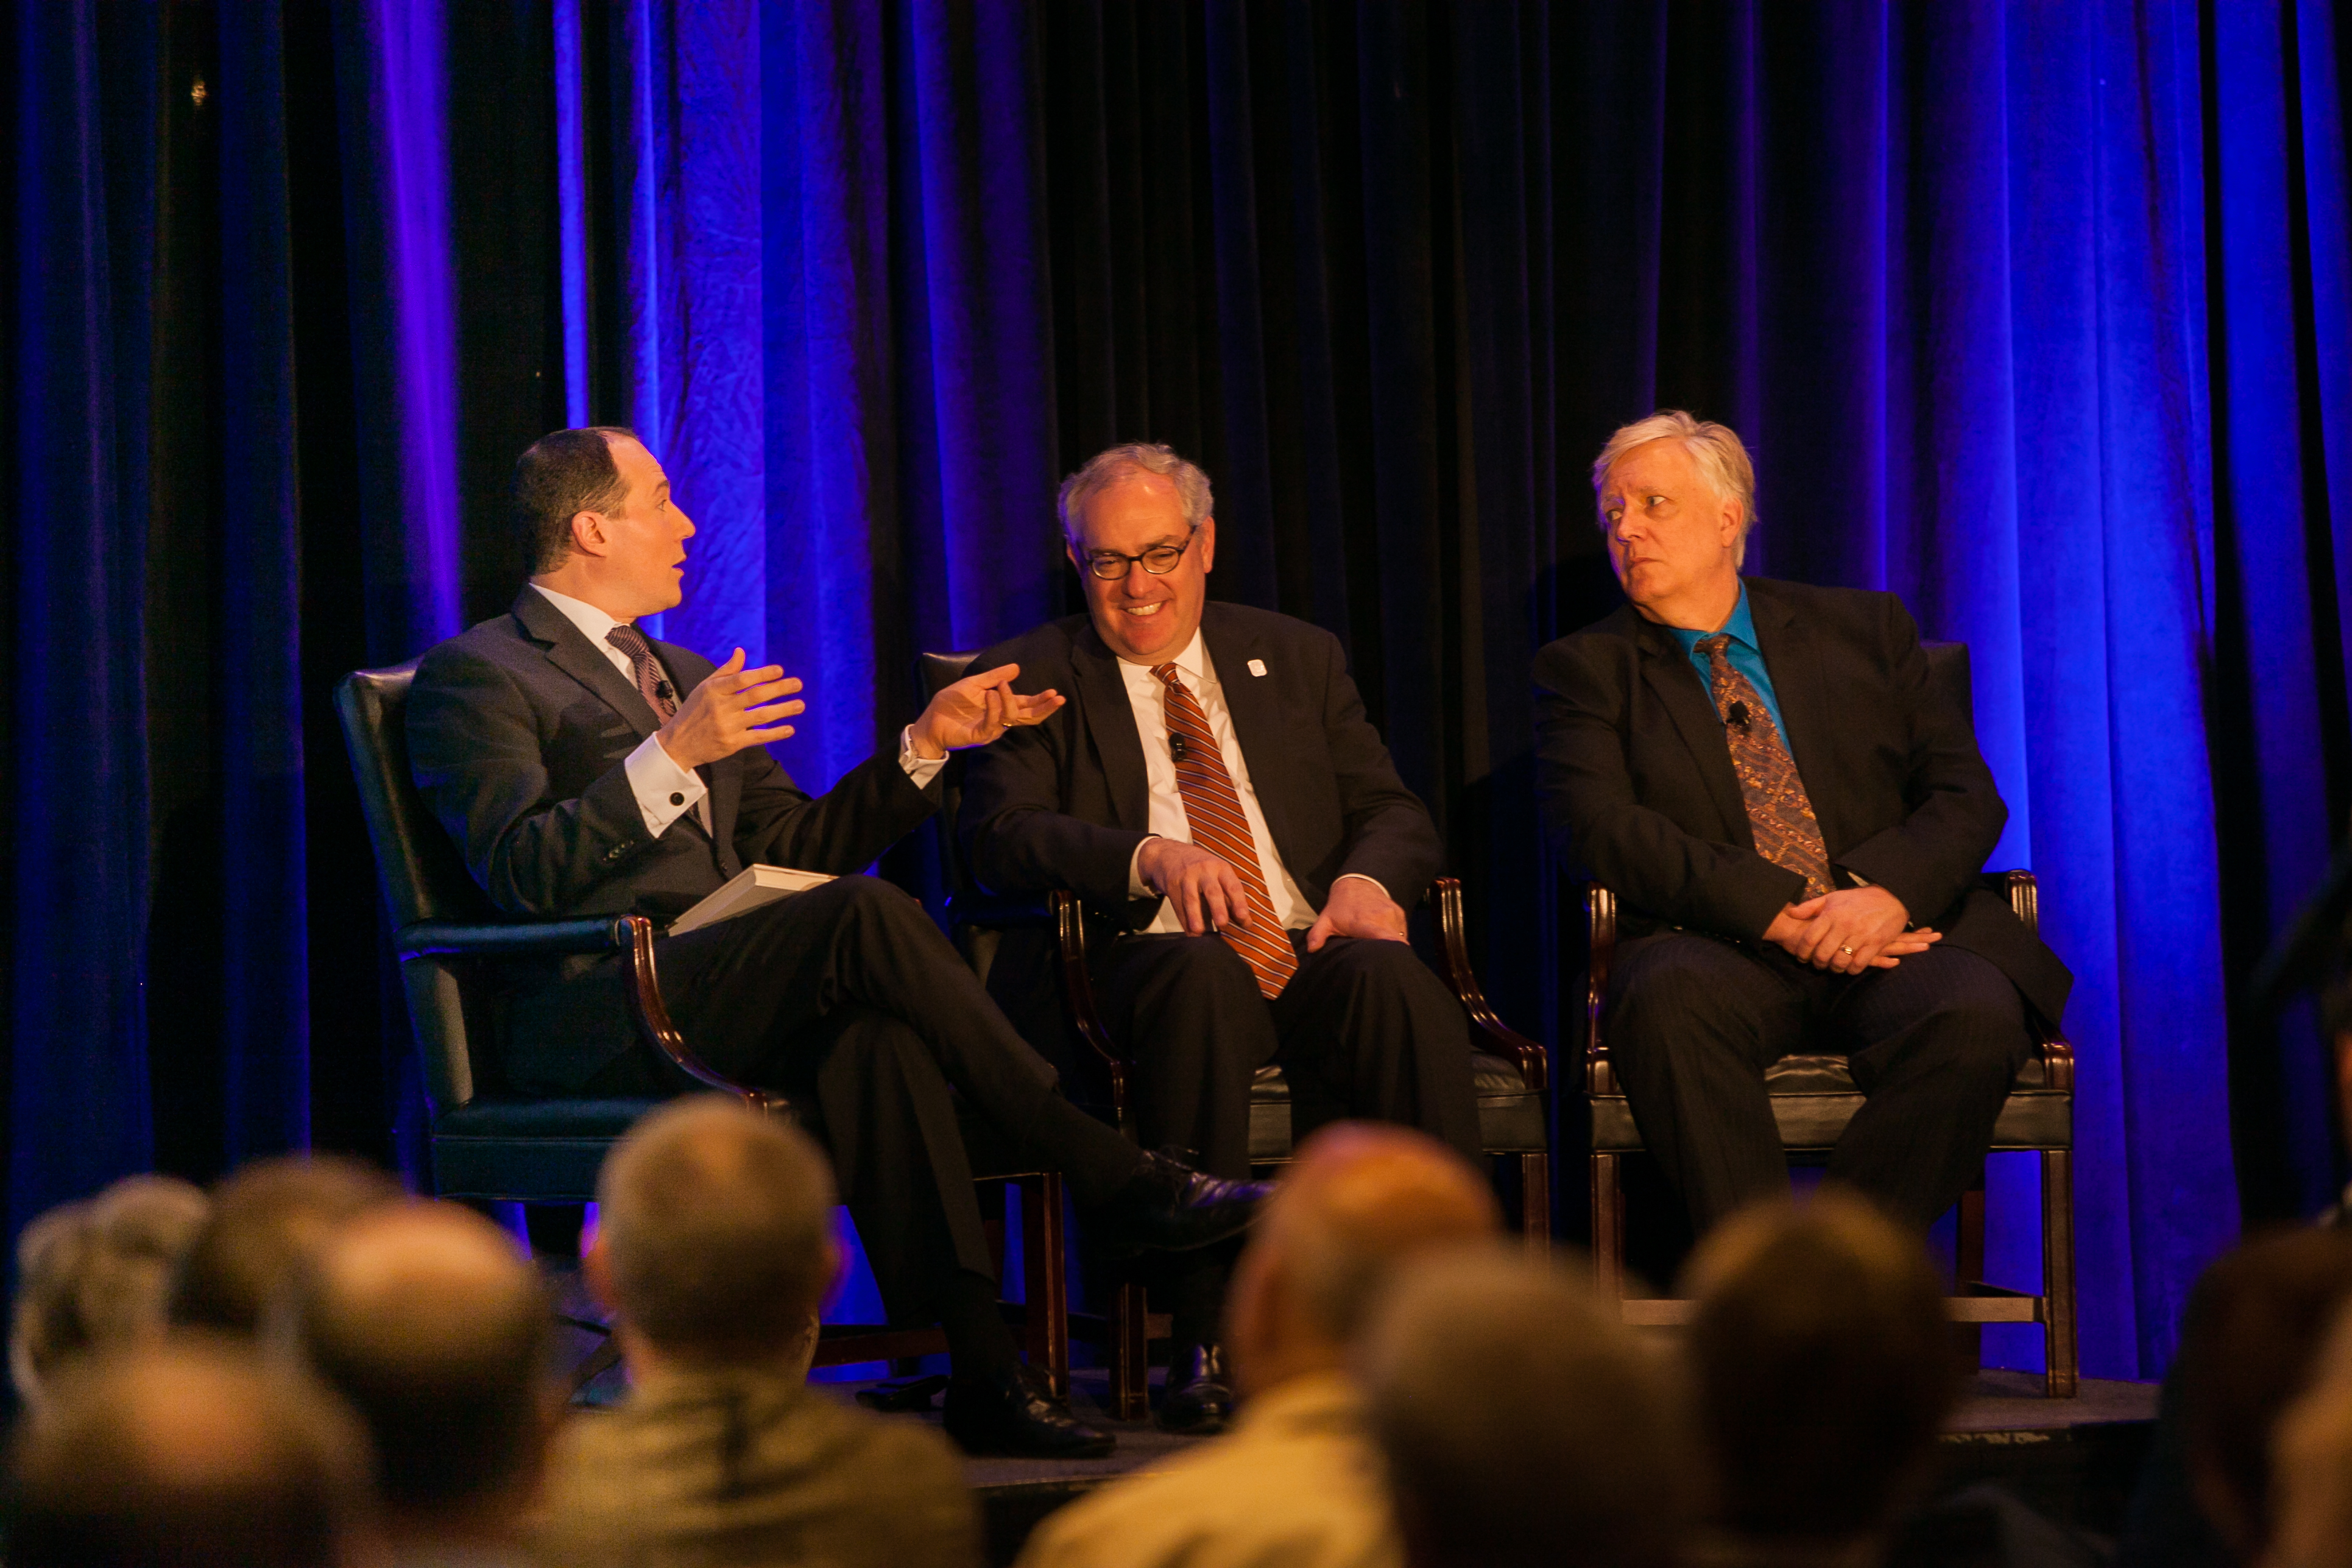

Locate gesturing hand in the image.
[910,663,1067,758]
[655,649,805,771]
[1760,885,1938,975]
[1305,877,1407,952]
[1137,837,1253,936]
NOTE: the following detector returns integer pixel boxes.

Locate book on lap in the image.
[666,864,835,937]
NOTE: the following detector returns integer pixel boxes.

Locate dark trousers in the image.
[1606,931,2032,1231]
[578,875,1144,1327]
[1091,931,1485,1178]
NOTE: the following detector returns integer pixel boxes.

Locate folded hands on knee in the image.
[1760,885,1939,975]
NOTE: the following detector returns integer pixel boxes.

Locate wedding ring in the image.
[1839,945,1856,955]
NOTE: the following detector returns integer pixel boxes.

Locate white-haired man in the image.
[1533,411,2070,1234]
[959,443,1482,1433]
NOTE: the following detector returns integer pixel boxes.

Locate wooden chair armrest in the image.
[1985,869,2039,937]
[1583,883,1618,1095]
[1048,891,1131,1124]
[623,915,791,1116]
[1429,877,1547,1093]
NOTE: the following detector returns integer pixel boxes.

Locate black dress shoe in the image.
[1095,1152,1273,1257]
[942,1363,1116,1460]
[1156,1341,1234,1435]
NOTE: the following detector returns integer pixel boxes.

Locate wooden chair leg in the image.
[2043,1148,2078,1397]
[1020,1174,1069,1400]
[1592,1152,1625,1304]
[1519,1153,1551,1251]
[1954,1167,1988,1372]
[1111,1280,1151,1421]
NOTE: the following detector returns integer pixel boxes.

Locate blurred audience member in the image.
[172,1154,405,1335]
[11,1174,209,1408]
[2271,1297,2352,1568]
[1361,1248,1691,1568]
[7,1337,376,1568]
[289,1201,556,1568]
[1681,1191,1957,1567]
[539,1095,979,1568]
[1019,1124,1502,1568]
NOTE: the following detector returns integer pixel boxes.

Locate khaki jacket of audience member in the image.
[1016,1372,1400,1568]
[536,1364,978,1568]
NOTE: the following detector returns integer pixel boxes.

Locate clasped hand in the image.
[1760,885,1940,975]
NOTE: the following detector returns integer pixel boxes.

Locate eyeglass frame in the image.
[1076,525,1201,581]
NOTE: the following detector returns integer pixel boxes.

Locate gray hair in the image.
[1361,1249,1693,1568]
[1057,443,1214,546]
[12,1176,211,1410]
[1590,409,1758,568]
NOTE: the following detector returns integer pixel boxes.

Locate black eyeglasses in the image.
[1081,530,1198,580]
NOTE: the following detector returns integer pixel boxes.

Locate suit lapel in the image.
[1073,628,1151,830]
[1202,607,1299,863]
[1747,582,1840,849]
[512,590,662,743]
[1633,613,1751,846]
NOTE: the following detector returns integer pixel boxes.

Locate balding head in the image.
[9,1337,373,1568]
[289,1201,553,1530]
[172,1154,405,1336]
[1683,1192,1957,1544]
[1227,1123,1500,1394]
[590,1096,839,1366]
[1363,1251,1692,1568]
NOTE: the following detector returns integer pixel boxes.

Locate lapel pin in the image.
[1248,658,1268,677]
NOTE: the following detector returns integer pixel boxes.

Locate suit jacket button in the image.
[670,793,685,806]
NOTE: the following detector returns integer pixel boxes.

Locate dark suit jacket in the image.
[957,602,1443,926]
[405,589,939,1087]
[1532,578,2071,1026]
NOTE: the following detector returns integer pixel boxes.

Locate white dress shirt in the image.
[529,584,944,842]
[1119,629,1383,932]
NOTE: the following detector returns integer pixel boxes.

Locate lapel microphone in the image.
[1170,734,1189,761]
[1727,700,1751,730]
[655,678,676,705]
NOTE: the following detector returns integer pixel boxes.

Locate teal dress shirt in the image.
[1664,582,1787,738]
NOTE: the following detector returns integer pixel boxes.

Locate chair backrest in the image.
[333,663,499,932]
[916,651,984,899]
[1923,641,1973,729]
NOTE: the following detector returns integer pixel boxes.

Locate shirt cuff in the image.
[625,733,708,838]
[1332,872,1392,904]
[900,726,948,789]
[1128,835,1162,899]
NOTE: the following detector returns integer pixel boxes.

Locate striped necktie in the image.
[1695,634,1831,898]
[606,624,679,721]
[1151,663,1301,1000]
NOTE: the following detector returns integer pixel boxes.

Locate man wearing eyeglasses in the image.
[958,443,1481,1435]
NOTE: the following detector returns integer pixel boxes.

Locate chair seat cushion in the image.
[1247,1051,1545,1163]
[1764,1051,2050,1093]
[1589,1051,2068,1154]
[428,1097,665,1202]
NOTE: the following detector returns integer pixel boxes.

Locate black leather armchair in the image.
[335,661,1068,1382]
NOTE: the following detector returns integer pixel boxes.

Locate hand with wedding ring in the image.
[1760,885,1939,974]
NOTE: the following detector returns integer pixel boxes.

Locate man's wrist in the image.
[908,719,945,761]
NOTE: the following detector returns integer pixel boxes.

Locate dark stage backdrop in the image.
[6,0,2348,1379]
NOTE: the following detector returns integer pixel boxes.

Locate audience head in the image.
[1362,1249,1691,1568]
[2270,1298,2352,1568]
[287,1201,555,1542]
[1681,1190,1957,1547]
[171,1154,404,1337]
[12,1174,210,1408]
[1058,442,1217,666]
[1226,1122,1500,1395]
[2173,1226,2352,1559]
[588,1095,839,1369]
[8,1337,375,1568]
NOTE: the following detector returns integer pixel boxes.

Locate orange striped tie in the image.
[1151,663,1301,999]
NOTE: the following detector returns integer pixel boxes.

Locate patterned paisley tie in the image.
[1151,663,1301,1000]
[1695,634,1832,899]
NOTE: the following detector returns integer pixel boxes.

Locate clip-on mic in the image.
[1726,700,1751,730]
[1169,733,1189,761]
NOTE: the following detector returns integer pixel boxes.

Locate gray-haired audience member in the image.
[172,1153,406,1335]
[7,1337,376,1568]
[539,1095,980,1568]
[2270,1293,2352,1568]
[1681,1192,1957,1566]
[288,1201,556,1568]
[1361,1249,1691,1568]
[11,1174,209,1408]
[1019,1123,1502,1568]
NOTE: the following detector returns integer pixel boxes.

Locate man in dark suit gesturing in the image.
[406,427,1265,1458]
[1533,411,2071,1237]
[959,443,1480,1432]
